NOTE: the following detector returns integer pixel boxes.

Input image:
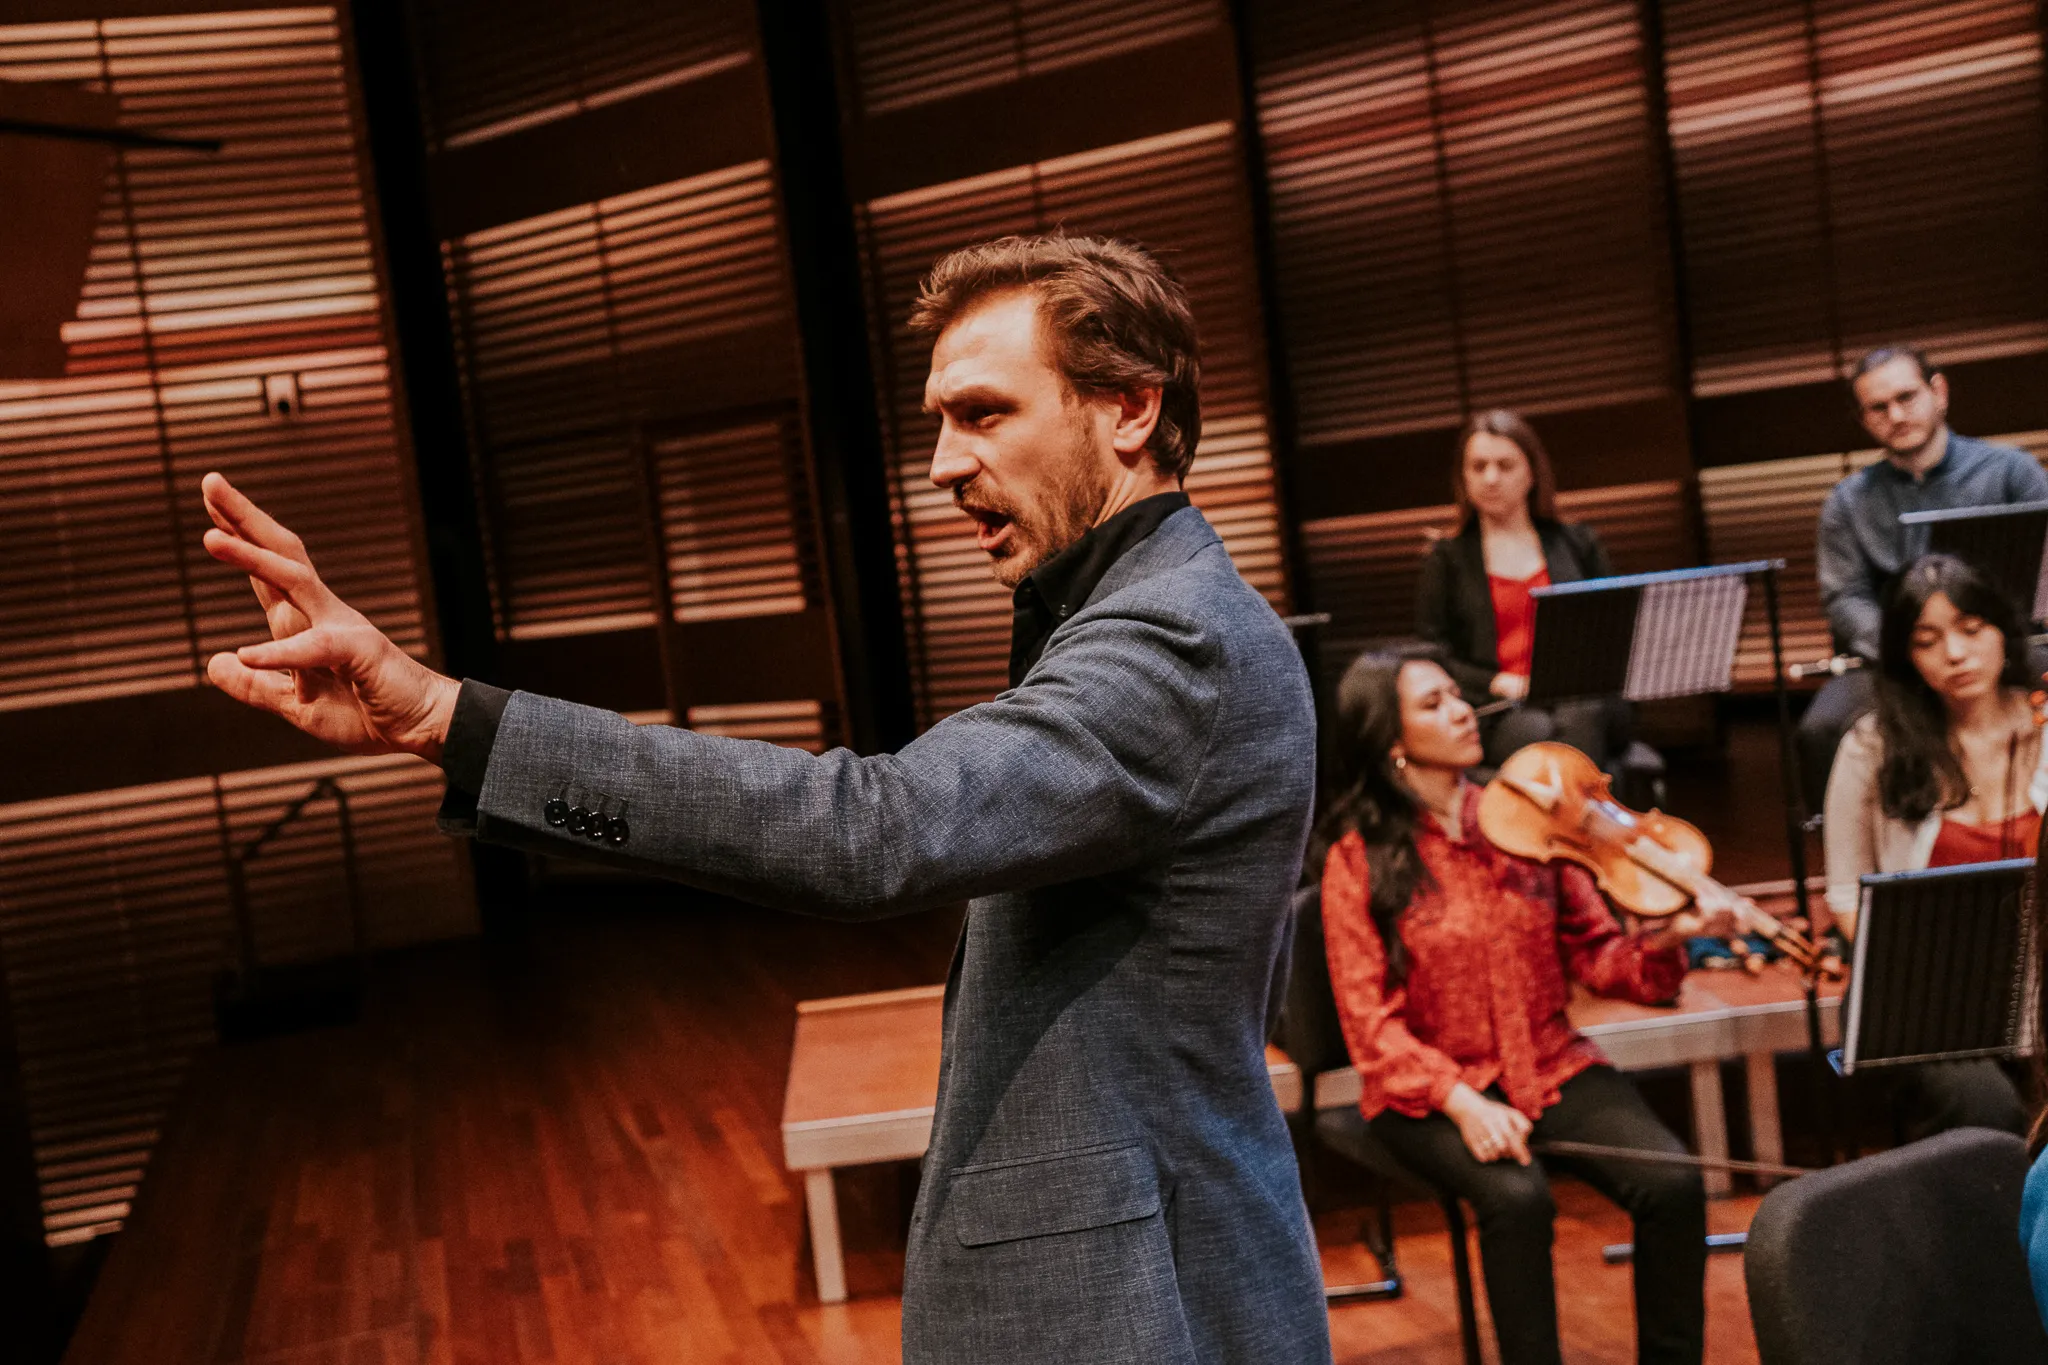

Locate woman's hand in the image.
[1490,672,1530,701]
[1650,882,1748,948]
[1443,1083,1532,1165]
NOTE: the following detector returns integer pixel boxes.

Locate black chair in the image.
[1744,1127,2048,1365]
[1277,885,1484,1365]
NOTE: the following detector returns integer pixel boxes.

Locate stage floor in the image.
[60,711,1822,1363]
[62,880,1778,1365]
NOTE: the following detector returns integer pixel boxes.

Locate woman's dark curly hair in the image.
[1311,645,1449,982]
[1873,554,2032,823]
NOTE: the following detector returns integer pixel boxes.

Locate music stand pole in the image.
[1764,564,1839,1164]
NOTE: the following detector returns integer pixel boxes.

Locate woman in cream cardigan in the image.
[1823,553,2038,1138]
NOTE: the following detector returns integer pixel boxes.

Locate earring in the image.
[1393,755,1408,771]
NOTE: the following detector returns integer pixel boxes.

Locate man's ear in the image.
[1110,386,1164,464]
[1928,371,1950,409]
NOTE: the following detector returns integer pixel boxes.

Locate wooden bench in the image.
[1311,961,1844,1197]
[780,983,1302,1303]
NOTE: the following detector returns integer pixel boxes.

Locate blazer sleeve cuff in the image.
[435,679,513,835]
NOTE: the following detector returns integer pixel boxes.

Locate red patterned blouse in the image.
[1322,783,1687,1121]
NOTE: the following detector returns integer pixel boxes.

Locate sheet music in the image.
[1623,574,1748,701]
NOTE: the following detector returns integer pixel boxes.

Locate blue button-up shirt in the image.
[1817,431,2048,659]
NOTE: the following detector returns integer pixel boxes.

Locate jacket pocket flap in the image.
[952,1143,1160,1247]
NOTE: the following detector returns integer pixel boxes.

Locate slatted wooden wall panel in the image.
[422,1,846,748]
[1297,505,1455,681]
[0,8,471,1245]
[0,754,463,1248]
[843,0,1228,116]
[1663,0,2048,394]
[222,756,471,965]
[0,778,224,1247]
[652,417,819,624]
[444,162,796,640]
[859,122,1290,723]
[406,0,753,149]
[686,701,827,753]
[1698,450,1876,683]
[1248,0,1681,448]
[0,11,427,710]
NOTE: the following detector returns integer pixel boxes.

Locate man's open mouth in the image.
[964,506,1013,554]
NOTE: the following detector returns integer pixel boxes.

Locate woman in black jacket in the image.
[1416,409,1624,769]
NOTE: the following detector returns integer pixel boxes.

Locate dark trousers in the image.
[1895,1057,2027,1142]
[1485,696,1628,771]
[1796,669,1875,810]
[1371,1065,1706,1365]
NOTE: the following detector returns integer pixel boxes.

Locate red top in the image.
[1489,566,1551,679]
[1322,784,1687,1121]
[1927,810,2042,868]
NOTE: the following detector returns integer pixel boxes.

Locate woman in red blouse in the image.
[1318,648,1741,1365]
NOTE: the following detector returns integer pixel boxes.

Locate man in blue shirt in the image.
[1798,345,2048,803]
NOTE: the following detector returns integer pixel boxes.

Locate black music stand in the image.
[1840,860,2037,1075]
[1528,560,1841,1157]
[1900,500,2048,624]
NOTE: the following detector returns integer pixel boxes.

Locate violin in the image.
[1476,741,1820,970]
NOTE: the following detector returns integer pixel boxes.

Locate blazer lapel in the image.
[1458,529,1497,668]
[1539,521,1583,584]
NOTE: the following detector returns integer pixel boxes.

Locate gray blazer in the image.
[451,506,1331,1364]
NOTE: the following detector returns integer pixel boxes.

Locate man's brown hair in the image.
[909,234,1203,481]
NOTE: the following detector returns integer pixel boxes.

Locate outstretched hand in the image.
[200,472,459,760]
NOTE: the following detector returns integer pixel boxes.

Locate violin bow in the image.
[1531,1139,1810,1180]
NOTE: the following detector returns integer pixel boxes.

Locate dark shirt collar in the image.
[1008,491,1189,686]
[1873,429,1956,483]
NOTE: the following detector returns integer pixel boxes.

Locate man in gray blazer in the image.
[199,235,1330,1364]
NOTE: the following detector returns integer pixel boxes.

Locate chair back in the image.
[1275,883,1351,1079]
[1745,1127,2048,1365]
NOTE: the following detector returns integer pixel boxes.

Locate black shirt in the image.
[437,491,1191,816]
[1008,491,1189,687]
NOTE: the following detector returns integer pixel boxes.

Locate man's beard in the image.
[1884,422,1936,457]
[963,425,1112,589]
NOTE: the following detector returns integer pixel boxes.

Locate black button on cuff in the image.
[544,798,569,827]
[605,816,630,845]
[567,806,591,834]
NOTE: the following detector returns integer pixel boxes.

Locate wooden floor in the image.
[62,872,1783,1365]
[1317,1187,1765,1364]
